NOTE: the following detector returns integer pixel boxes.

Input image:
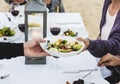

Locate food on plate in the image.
[28,23,41,28]
[46,39,82,53]
[63,29,78,37]
[0,26,15,37]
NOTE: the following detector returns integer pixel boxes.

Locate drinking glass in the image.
[50,56,62,70]
[50,23,61,36]
[10,2,20,26]
[49,23,62,70]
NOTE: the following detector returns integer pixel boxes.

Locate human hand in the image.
[43,0,51,5]
[76,37,90,51]
[24,38,49,57]
[97,53,120,66]
[97,35,101,40]
[11,0,24,3]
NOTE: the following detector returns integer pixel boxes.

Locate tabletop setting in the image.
[0,0,110,84]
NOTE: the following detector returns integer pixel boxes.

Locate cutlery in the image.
[82,70,95,78]
[0,74,10,79]
[5,13,11,22]
[63,68,98,73]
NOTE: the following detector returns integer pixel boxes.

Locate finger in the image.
[97,56,110,66]
[97,59,104,66]
[76,37,85,41]
[37,52,50,57]
[76,37,89,50]
[97,60,108,66]
[39,39,46,43]
[99,60,112,66]
[101,62,111,66]
[34,38,46,43]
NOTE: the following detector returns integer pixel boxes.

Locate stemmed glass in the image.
[10,2,20,27]
[49,23,62,70]
[50,23,61,36]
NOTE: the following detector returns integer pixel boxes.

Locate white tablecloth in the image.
[0,12,109,84]
[0,51,109,84]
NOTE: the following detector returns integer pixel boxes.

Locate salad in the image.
[0,26,15,37]
[47,39,82,53]
[63,29,78,37]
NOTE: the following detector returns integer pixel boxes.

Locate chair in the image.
[4,0,10,3]
[54,0,65,12]
[4,0,65,12]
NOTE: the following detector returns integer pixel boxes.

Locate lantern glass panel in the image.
[28,13,43,40]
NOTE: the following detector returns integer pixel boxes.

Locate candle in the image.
[31,29,40,38]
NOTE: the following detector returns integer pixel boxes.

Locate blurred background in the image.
[0,0,104,39]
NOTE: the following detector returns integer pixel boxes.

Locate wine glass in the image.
[10,2,20,26]
[49,23,62,70]
[50,56,62,70]
[50,23,61,36]
[18,23,25,32]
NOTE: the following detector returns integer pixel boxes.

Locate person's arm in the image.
[0,38,48,59]
[0,43,24,59]
[98,53,120,66]
[77,23,120,57]
[87,26,120,57]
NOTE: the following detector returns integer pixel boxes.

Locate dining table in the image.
[0,11,109,84]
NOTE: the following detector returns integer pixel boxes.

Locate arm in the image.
[0,43,24,59]
[77,24,120,57]
[0,38,48,59]
[88,25,120,57]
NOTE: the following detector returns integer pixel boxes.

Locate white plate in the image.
[0,28,22,42]
[40,36,85,57]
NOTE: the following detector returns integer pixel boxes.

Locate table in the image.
[0,12,109,84]
[0,51,109,84]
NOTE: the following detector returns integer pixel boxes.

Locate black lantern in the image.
[25,0,47,64]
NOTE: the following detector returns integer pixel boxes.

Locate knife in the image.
[0,74,10,79]
[5,13,11,22]
[63,68,98,73]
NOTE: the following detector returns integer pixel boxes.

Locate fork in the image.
[82,70,95,78]
[0,74,10,79]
